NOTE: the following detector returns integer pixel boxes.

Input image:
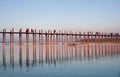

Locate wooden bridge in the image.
[1,28,120,43]
[0,28,120,69]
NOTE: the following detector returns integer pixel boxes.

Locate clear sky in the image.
[0,0,120,33]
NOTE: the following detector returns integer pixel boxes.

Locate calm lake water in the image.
[0,42,120,77]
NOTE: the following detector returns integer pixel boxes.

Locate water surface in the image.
[0,42,120,77]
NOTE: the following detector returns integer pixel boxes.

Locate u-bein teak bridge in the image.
[0,28,120,69]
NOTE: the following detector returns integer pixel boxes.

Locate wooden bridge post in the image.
[102,33,105,56]
[98,32,100,56]
[19,28,22,66]
[101,32,104,56]
[98,32,101,57]
[71,32,74,58]
[97,32,99,53]
[94,32,97,57]
[47,30,50,63]
[114,33,116,52]
[112,33,114,51]
[91,32,94,56]
[66,31,68,60]
[49,30,52,61]
[114,33,117,53]
[75,32,77,59]
[10,28,14,68]
[110,33,113,53]
[12,28,14,51]
[10,30,12,63]
[53,30,56,60]
[26,28,29,67]
[61,31,64,60]
[117,33,119,52]
[69,31,72,58]
[108,33,110,54]
[59,30,61,61]
[116,33,118,52]
[118,33,120,51]
[63,31,66,59]
[2,29,6,45]
[34,29,37,63]
[79,32,82,57]
[41,29,43,62]
[32,29,36,64]
[106,33,109,54]
[39,30,40,62]
[45,31,48,63]
[56,31,59,60]
[96,32,100,58]
[117,33,120,53]
[83,32,86,59]
[115,33,117,52]
[2,29,6,69]
[87,32,90,57]
[104,32,107,55]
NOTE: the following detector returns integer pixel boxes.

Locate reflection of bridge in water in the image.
[1,28,120,70]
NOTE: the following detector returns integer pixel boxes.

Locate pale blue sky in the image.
[0,0,120,33]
